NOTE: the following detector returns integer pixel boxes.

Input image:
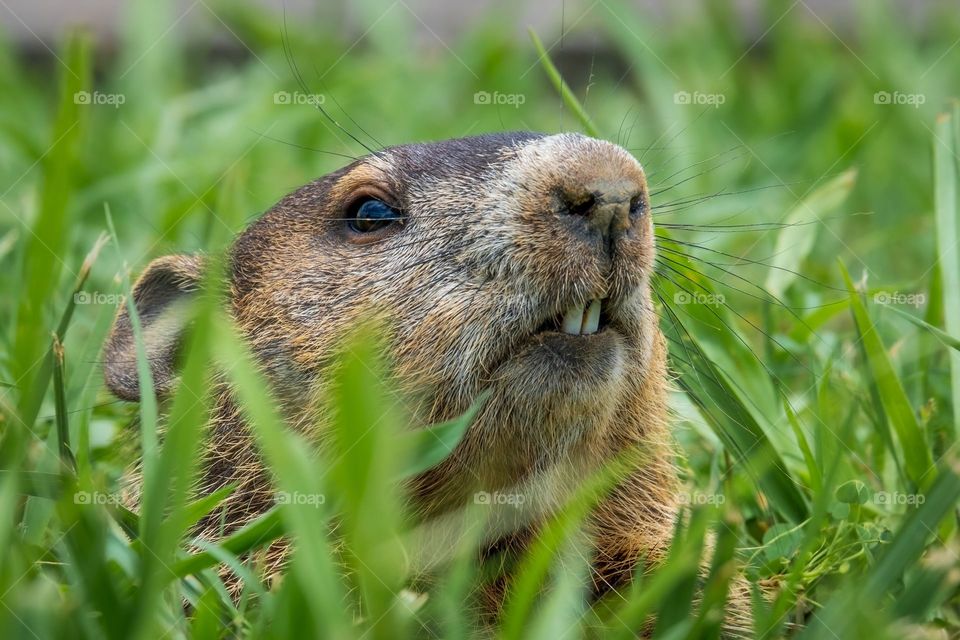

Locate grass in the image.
[1,0,960,637]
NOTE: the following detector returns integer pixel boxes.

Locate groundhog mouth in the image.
[482,295,629,382]
[533,298,612,336]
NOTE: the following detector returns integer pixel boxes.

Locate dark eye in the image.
[348,198,403,233]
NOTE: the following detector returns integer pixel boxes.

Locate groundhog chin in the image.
[486,328,628,425]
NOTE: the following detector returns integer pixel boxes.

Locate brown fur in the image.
[104,132,752,636]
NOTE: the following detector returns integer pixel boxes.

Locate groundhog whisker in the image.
[615,107,634,149]
[658,219,818,231]
[655,260,814,380]
[280,13,377,156]
[647,146,748,195]
[651,283,730,394]
[651,181,812,215]
[654,248,831,352]
[656,245,843,311]
[37,398,127,422]
[656,248,815,312]
[619,109,641,149]
[656,235,847,293]
[651,189,730,214]
[310,71,385,151]
[249,129,359,160]
[626,143,683,155]
[637,107,710,166]
[653,278,793,430]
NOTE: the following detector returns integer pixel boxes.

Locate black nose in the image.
[559,178,645,252]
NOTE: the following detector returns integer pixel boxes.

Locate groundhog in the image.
[102,131,752,635]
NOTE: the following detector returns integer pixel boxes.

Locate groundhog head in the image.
[103,132,664,514]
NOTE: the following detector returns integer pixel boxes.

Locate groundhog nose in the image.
[558,178,645,253]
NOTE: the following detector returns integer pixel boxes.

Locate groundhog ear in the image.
[103,254,205,401]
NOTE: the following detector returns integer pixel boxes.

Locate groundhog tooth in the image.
[581,299,602,334]
[562,304,585,335]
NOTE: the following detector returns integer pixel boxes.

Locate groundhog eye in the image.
[347,198,403,234]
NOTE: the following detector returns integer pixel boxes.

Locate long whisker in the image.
[654,259,813,376]
[655,234,846,293]
[246,128,359,161]
[281,9,376,156]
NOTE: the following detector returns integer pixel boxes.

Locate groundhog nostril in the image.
[565,194,597,217]
[558,178,643,252]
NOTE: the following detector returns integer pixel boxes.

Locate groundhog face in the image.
[104,132,660,500]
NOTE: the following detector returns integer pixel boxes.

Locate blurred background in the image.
[1,0,956,278]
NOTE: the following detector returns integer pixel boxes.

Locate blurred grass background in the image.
[1,0,960,637]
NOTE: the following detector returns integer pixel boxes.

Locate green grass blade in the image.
[214,324,349,639]
[523,538,592,640]
[499,456,631,640]
[51,335,74,470]
[130,273,215,640]
[668,329,809,522]
[528,29,600,137]
[783,398,821,494]
[13,32,90,425]
[326,329,413,639]
[689,511,739,639]
[841,262,936,489]
[397,390,488,480]
[105,208,160,492]
[6,38,90,541]
[934,107,960,440]
[172,508,284,579]
[886,305,960,352]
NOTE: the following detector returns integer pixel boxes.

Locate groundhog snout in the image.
[554,175,647,255]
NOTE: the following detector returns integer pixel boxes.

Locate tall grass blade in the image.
[841,263,936,489]
[934,106,960,440]
[528,29,600,137]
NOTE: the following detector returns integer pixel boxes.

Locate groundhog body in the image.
[104,132,751,636]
